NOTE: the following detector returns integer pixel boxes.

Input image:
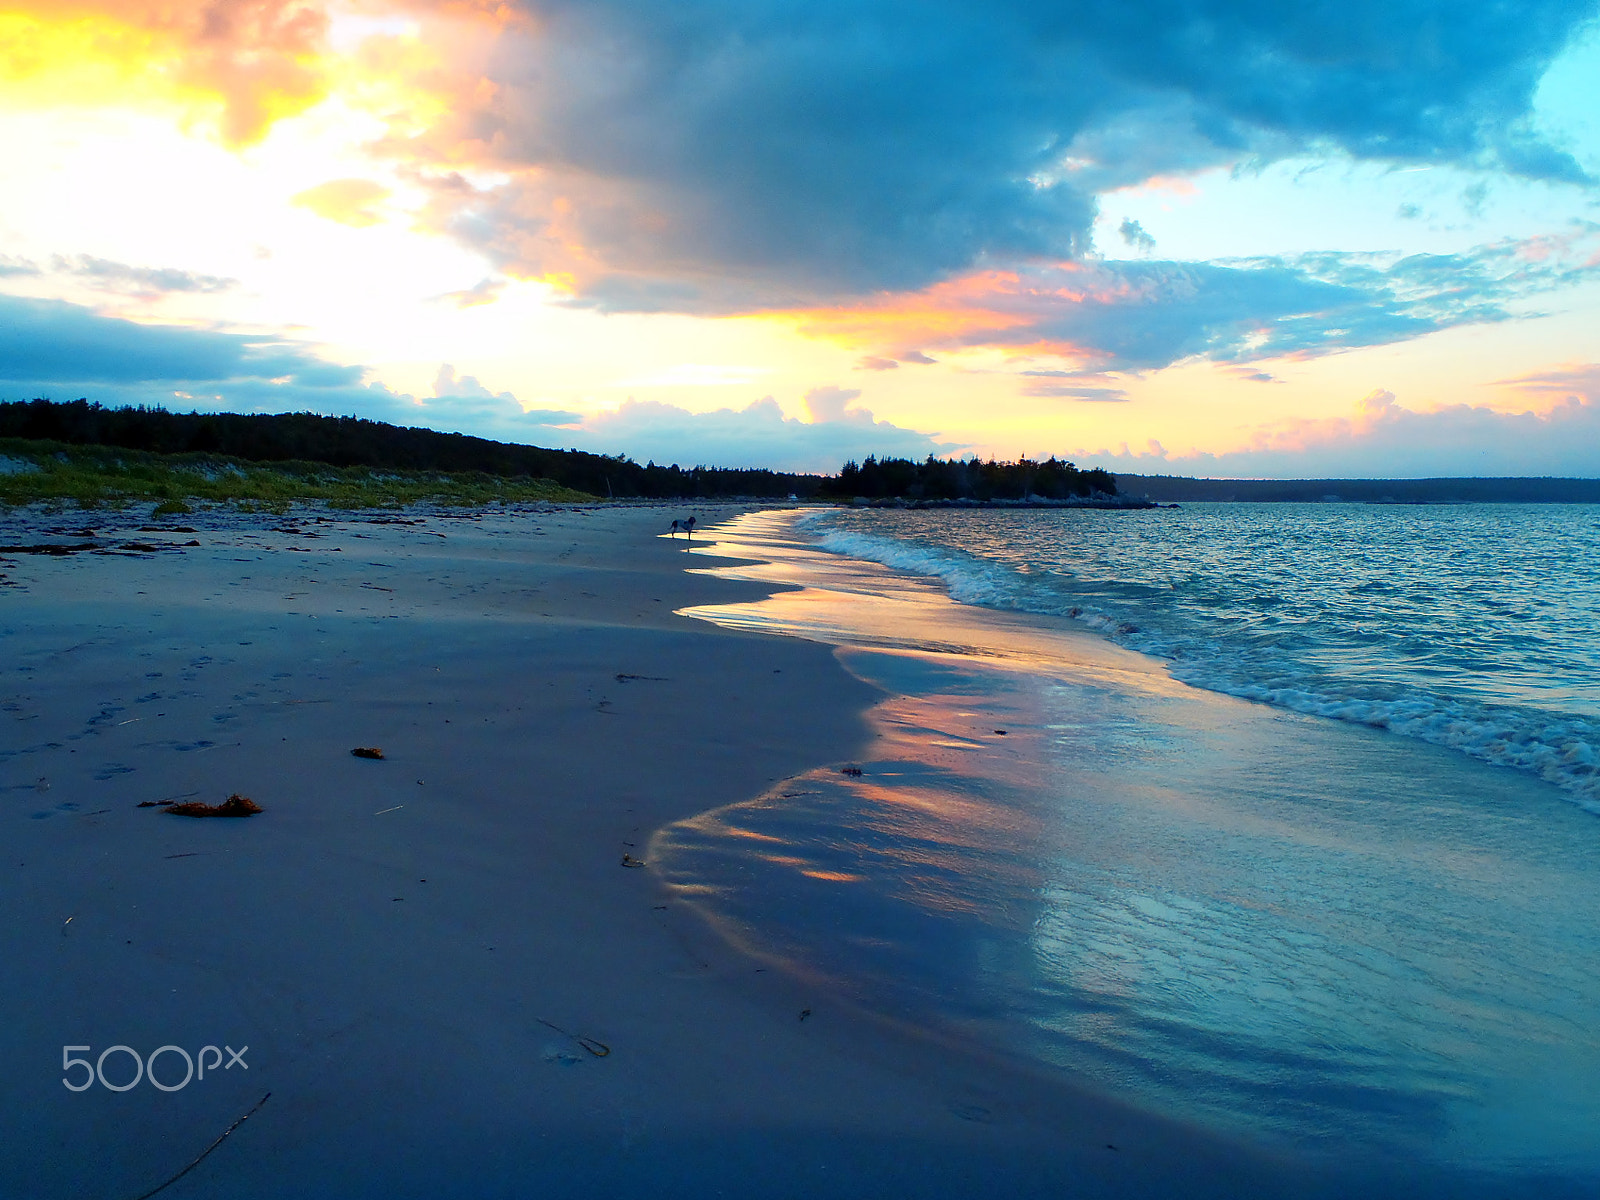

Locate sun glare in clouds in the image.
[1,0,1598,474]
[0,1,332,143]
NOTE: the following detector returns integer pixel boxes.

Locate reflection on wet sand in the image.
[659,511,1600,1176]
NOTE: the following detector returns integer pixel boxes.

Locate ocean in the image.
[812,503,1600,812]
[654,504,1600,1189]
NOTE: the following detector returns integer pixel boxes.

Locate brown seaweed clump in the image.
[166,793,263,818]
[351,747,385,760]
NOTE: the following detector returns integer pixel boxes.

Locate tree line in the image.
[0,399,816,499]
[820,454,1117,501]
[0,398,1117,501]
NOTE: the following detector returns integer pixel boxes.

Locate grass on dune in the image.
[0,437,596,513]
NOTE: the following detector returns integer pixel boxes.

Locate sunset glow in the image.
[4,0,1599,475]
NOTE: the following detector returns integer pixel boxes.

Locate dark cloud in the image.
[0,293,360,386]
[0,300,580,447]
[423,0,1596,307]
[0,255,39,278]
[0,290,437,429]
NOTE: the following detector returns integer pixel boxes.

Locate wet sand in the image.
[3,501,1337,1199]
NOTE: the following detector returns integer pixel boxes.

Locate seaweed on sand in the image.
[166,794,263,818]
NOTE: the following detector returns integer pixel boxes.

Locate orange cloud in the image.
[0,1,333,142]
[771,266,1101,360]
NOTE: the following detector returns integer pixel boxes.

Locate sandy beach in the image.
[2,501,1391,1199]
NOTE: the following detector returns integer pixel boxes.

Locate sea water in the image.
[654,505,1600,1189]
[811,503,1600,813]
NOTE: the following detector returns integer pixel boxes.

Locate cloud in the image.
[1076,385,1600,477]
[575,394,955,473]
[1495,361,1600,401]
[435,277,506,308]
[855,350,939,370]
[292,179,393,228]
[394,0,1595,309]
[1013,367,1132,401]
[1024,384,1131,402]
[0,293,593,446]
[0,293,360,386]
[800,385,866,424]
[431,363,581,429]
[790,225,1600,369]
[0,293,955,469]
[0,255,41,278]
[433,363,499,400]
[53,255,236,296]
[1118,218,1156,252]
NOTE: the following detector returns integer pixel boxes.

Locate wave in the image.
[807,519,1600,814]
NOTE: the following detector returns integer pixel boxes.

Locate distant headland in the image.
[1117,474,1600,504]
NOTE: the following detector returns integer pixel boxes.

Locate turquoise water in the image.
[657,507,1600,1188]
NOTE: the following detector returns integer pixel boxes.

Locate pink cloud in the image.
[1074,381,1600,478]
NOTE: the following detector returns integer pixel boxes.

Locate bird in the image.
[669,515,697,538]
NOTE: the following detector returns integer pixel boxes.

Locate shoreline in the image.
[664,509,1600,1197]
[0,498,1495,1198]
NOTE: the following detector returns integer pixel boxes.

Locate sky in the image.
[2,0,1599,478]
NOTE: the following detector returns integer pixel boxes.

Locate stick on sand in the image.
[126,1092,271,1200]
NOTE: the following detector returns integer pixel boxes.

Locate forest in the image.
[1,399,1121,502]
[0,399,814,499]
[819,454,1118,501]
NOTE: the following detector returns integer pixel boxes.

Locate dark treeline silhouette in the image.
[821,454,1118,501]
[0,399,820,499]
[2,399,1127,502]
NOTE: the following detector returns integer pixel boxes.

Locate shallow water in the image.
[807,503,1600,811]
[656,509,1600,1182]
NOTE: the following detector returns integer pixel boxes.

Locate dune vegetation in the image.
[0,437,592,513]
